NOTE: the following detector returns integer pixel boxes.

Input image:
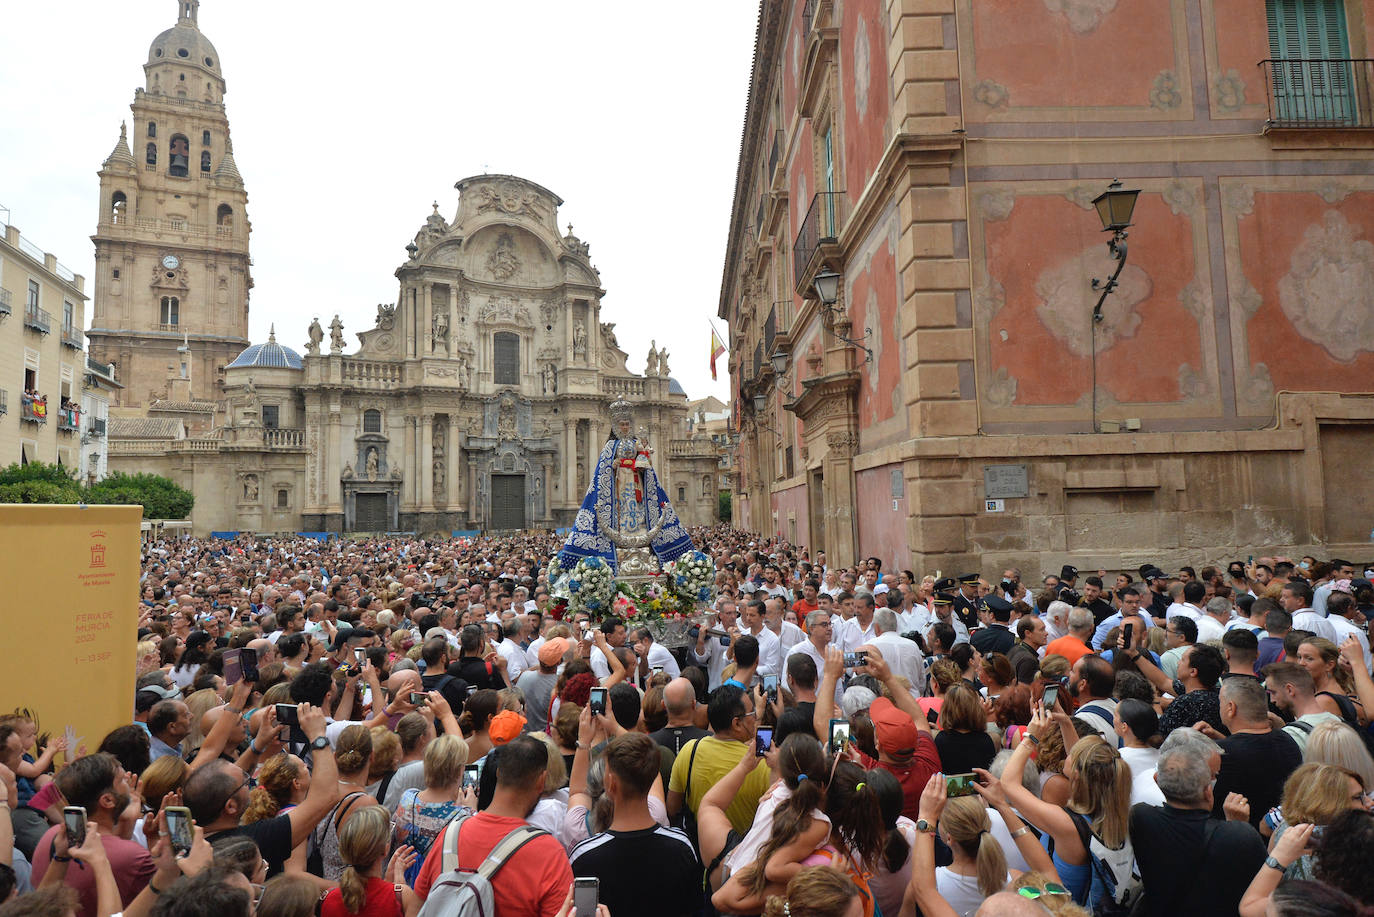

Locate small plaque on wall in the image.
[983,464,1029,500]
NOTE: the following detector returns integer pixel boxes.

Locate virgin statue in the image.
[554,398,693,578]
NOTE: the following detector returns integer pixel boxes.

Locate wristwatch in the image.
[1263,855,1285,872]
[310,736,330,751]
[915,818,937,834]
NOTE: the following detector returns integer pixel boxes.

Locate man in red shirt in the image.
[31,753,154,917]
[812,645,940,819]
[413,735,571,916]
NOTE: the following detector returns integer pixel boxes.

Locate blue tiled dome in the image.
[228,338,303,370]
[668,376,686,396]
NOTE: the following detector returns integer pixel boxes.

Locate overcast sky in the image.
[0,1,756,405]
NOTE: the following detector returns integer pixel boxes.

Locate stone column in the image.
[824,430,860,568]
[404,414,417,509]
[445,415,458,510]
[420,413,435,511]
[421,283,432,355]
[564,420,577,502]
[325,409,342,513]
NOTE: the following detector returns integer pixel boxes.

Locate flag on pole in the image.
[710,327,727,381]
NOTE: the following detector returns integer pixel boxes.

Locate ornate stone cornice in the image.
[784,369,860,424]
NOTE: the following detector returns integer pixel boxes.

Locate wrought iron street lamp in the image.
[769,348,789,375]
[810,266,873,363]
[1090,179,1140,323]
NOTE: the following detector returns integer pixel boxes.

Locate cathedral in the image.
[100,2,718,535]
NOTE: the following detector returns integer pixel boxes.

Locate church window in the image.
[202,130,211,145]
[363,409,382,433]
[217,204,233,227]
[205,57,214,68]
[112,269,120,280]
[678,485,686,503]
[493,332,519,385]
[262,404,279,429]
[160,296,179,326]
[146,143,157,166]
[110,192,127,224]
[201,151,211,172]
[177,48,189,58]
[169,135,190,177]
[147,121,156,138]
[276,489,288,508]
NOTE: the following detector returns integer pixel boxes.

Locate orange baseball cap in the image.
[489,710,527,745]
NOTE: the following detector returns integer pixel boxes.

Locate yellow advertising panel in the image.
[0,505,141,760]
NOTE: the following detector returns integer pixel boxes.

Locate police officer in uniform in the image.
[952,572,983,633]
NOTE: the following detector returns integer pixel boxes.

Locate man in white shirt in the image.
[630,625,681,680]
[734,598,781,677]
[786,609,833,674]
[763,597,805,665]
[840,592,879,651]
[689,601,738,687]
[1327,591,1372,671]
[929,594,970,646]
[868,608,924,695]
[1193,596,1233,644]
[1282,581,1339,644]
[1169,581,1207,623]
[757,564,789,600]
[589,616,629,682]
[495,617,527,683]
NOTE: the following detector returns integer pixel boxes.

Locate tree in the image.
[0,462,83,504]
[84,472,194,519]
[718,490,732,523]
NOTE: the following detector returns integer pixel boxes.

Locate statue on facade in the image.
[433,310,449,343]
[342,462,354,480]
[433,459,445,490]
[644,341,658,377]
[242,474,258,502]
[329,315,346,353]
[244,376,256,397]
[573,321,587,358]
[366,447,379,481]
[658,348,670,377]
[306,318,324,355]
[541,363,556,395]
[553,398,693,580]
[377,303,396,331]
[455,351,471,389]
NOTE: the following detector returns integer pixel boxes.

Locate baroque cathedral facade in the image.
[101,2,718,535]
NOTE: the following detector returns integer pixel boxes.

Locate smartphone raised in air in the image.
[828,718,851,755]
[63,806,87,848]
[588,687,607,717]
[164,805,194,856]
[945,773,978,798]
[756,726,774,757]
[573,877,599,917]
[1042,684,1060,711]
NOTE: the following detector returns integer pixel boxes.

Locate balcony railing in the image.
[157,322,180,332]
[765,306,777,352]
[0,389,7,415]
[87,355,116,379]
[793,191,846,292]
[89,417,106,437]
[756,192,766,238]
[768,129,784,180]
[57,406,80,433]
[1261,58,1374,128]
[61,325,82,349]
[0,288,11,316]
[20,394,47,424]
[341,359,403,387]
[264,428,306,448]
[24,304,51,334]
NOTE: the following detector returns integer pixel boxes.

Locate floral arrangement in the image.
[557,556,615,616]
[668,550,716,605]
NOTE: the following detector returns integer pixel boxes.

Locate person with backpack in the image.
[997,703,1136,910]
[412,735,571,916]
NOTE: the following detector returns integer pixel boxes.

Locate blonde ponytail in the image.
[335,805,392,914]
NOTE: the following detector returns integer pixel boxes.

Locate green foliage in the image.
[0,463,193,519]
[718,489,732,522]
[85,472,194,520]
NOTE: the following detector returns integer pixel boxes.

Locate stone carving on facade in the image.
[985,368,1019,408]
[561,223,591,258]
[366,447,379,481]
[306,318,323,355]
[539,298,559,331]
[433,459,446,500]
[826,431,860,456]
[644,341,659,376]
[433,310,449,343]
[342,462,353,480]
[1043,0,1118,34]
[658,349,670,377]
[600,322,618,348]
[329,315,345,353]
[433,422,447,503]
[497,393,518,441]
[541,363,557,394]
[151,262,189,290]
[1034,246,1152,357]
[477,296,533,327]
[415,203,449,251]
[1278,210,1374,362]
[485,232,521,281]
[377,302,396,331]
[242,473,259,502]
[476,182,546,220]
[573,322,588,358]
[426,366,458,379]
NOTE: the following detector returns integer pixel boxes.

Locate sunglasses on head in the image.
[1017,883,1070,900]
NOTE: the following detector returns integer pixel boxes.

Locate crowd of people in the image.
[1,528,1372,917]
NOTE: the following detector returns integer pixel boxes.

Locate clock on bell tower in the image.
[87,0,252,409]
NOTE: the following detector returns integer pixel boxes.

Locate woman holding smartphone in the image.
[391,735,474,885]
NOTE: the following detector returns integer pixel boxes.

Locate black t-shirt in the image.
[1129,804,1266,917]
[1006,643,1039,684]
[421,671,470,713]
[934,729,996,775]
[1158,688,1224,738]
[450,657,503,692]
[1212,730,1303,828]
[569,825,702,917]
[649,725,710,756]
[208,812,294,876]
[1083,598,1116,626]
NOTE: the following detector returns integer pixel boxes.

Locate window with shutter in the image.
[1266,0,1353,124]
[493,332,520,385]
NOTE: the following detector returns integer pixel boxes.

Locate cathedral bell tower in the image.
[88,0,252,409]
